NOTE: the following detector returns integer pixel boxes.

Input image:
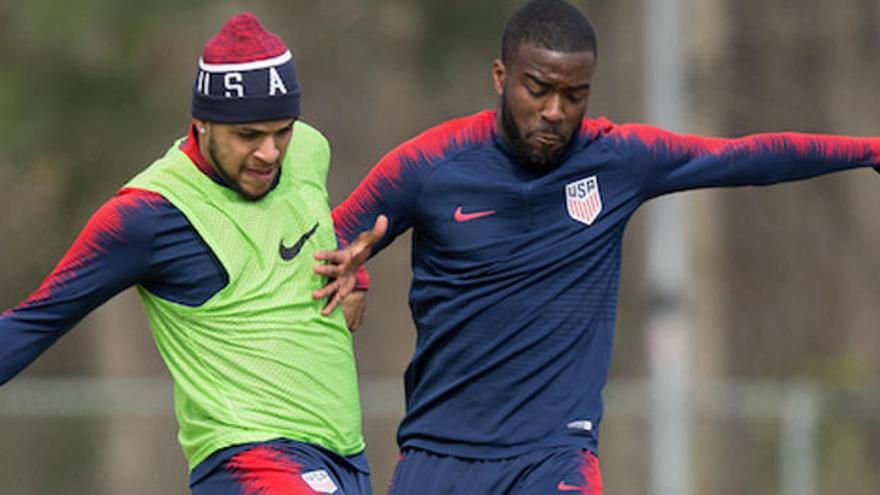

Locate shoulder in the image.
[384,110,496,169]
[94,188,181,241]
[96,188,171,223]
[579,116,628,144]
[286,120,332,185]
[577,117,676,159]
[415,110,496,143]
[291,120,330,155]
[47,188,182,278]
[293,120,328,143]
[579,117,670,146]
[288,120,330,164]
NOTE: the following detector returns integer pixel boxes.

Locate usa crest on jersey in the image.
[565,176,603,225]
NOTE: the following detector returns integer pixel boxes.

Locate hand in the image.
[343,290,367,332]
[313,215,388,316]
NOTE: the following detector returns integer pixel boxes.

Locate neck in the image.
[181,124,222,182]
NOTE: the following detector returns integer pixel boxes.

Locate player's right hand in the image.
[312,215,388,316]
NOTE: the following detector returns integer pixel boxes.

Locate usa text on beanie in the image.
[191,12,301,123]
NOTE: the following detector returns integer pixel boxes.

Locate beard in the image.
[499,94,578,174]
[207,133,271,202]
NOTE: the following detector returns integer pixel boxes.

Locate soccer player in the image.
[316,1,880,493]
[0,12,382,495]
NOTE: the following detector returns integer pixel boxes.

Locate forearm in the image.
[692,132,880,186]
[331,184,411,259]
[621,124,880,198]
[0,191,160,384]
[0,304,83,384]
[0,264,123,383]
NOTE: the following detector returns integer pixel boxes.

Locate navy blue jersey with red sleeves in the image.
[332,109,880,459]
[0,189,230,382]
[0,128,229,384]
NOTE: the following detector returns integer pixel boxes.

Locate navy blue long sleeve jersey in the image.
[332,110,880,459]
[0,128,229,384]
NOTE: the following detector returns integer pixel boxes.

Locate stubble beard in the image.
[499,93,577,174]
[207,134,268,202]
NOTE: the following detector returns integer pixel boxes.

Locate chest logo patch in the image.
[453,206,496,223]
[565,176,602,226]
[279,222,319,261]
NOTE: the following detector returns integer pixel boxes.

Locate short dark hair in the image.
[501,0,597,64]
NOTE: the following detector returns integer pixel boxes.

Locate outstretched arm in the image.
[610,124,880,199]
[0,190,161,384]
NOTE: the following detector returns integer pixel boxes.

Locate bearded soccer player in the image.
[0,12,383,495]
[315,1,880,494]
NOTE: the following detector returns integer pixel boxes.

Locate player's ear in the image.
[492,59,506,97]
[192,118,208,135]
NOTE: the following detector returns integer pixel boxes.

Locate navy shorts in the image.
[190,439,371,495]
[388,447,602,495]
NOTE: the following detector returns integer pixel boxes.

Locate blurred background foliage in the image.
[1,0,878,493]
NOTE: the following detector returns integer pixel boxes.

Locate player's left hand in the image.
[312,215,388,316]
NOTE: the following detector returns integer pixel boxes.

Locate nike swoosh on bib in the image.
[279,222,319,261]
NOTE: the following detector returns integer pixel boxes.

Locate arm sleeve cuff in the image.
[354,266,370,291]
